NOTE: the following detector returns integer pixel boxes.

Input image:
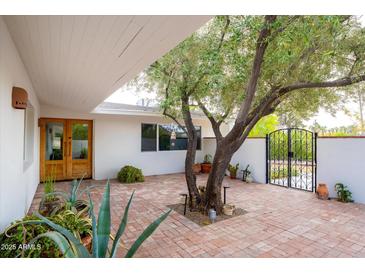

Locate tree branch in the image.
[269,15,300,40]
[348,56,359,76]
[226,15,277,141]
[217,106,232,125]
[278,74,365,95]
[162,73,187,133]
[234,73,365,149]
[197,99,223,140]
[187,16,231,97]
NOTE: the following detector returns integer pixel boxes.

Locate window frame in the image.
[141,123,202,152]
[141,123,158,152]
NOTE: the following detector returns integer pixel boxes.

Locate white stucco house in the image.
[0,15,219,231]
[1,15,365,234]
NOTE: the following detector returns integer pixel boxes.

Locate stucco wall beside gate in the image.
[317,137,365,203]
[204,136,365,204]
[203,137,267,183]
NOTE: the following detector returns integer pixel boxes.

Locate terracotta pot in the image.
[201,163,212,174]
[192,163,201,174]
[229,172,237,179]
[317,183,329,200]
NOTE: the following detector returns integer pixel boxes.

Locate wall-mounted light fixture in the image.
[12,86,28,109]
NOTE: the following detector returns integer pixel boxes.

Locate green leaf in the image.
[125,209,171,258]
[34,212,90,258]
[110,191,135,257]
[28,231,76,258]
[88,192,99,257]
[96,180,111,257]
[71,174,85,203]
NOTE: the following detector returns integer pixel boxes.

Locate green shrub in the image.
[0,215,62,258]
[270,166,299,180]
[228,163,239,177]
[117,165,144,183]
[335,183,353,203]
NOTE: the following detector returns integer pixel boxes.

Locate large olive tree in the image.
[143,15,365,213]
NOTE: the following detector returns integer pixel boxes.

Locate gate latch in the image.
[288,151,294,158]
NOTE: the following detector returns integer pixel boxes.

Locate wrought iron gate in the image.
[266,128,317,192]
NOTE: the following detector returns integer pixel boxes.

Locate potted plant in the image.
[40,174,62,215]
[193,163,201,174]
[241,164,251,182]
[228,163,239,179]
[335,183,353,203]
[201,154,212,173]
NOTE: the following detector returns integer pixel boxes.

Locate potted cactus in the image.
[228,163,239,179]
[241,164,251,182]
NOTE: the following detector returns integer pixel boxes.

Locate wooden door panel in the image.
[44,161,66,179]
[71,161,91,178]
[40,118,67,181]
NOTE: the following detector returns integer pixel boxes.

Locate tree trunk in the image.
[184,133,201,209]
[181,93,201,210]
[357,90,365,135]
[204,142,234,214]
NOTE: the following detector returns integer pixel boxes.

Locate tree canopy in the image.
[140,16,365,133]
[248,114,279,137]
[137,15,365,212]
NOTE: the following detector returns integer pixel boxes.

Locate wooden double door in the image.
[40,118,93,181]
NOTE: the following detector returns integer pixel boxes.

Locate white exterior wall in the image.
[93,116,210,179]
[317,138,365,203]
[203,138,266,183]
[41,105,213,179]
[0,17,40,231]
[205,136,365,204]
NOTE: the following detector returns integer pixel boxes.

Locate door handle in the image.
[68,141,72,157]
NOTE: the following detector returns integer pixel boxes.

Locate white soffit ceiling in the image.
[4,15,212,111]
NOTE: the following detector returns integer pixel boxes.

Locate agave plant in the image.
[39,175,96,215]
[51,208,92,241]
[29,180,171,257]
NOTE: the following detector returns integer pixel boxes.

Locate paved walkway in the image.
[30,173,365,257]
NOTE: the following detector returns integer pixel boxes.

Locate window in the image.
[72,123,89,159]
[23,104,35,170]
[159,124,201,151]
[141,123,157,151]
[46,122,64,160]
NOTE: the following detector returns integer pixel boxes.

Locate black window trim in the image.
[141,123,202,152]
[141,123,157,152]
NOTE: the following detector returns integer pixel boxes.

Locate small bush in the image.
[335,183,353,203]
[0,215,63,258]
[117,165,144,183]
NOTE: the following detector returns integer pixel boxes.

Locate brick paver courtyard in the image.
[30,173,365,258]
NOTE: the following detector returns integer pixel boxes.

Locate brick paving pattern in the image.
[29,173,365,258]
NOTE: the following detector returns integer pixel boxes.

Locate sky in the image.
[105,16,365,129]
[304,104,358,128]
